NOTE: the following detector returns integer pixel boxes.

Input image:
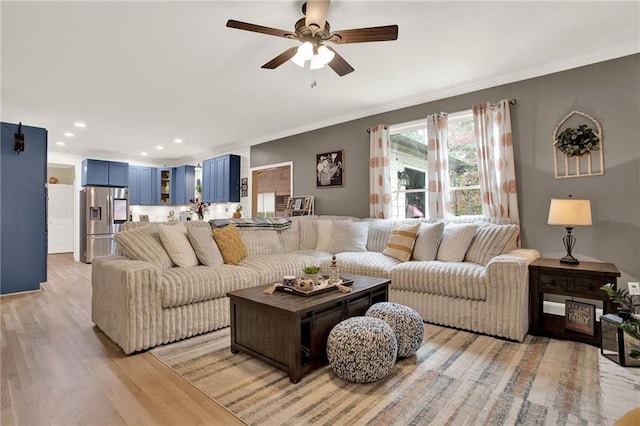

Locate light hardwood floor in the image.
[1,254,245,425]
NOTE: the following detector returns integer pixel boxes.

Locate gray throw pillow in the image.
[187,226,224,267]
[328,221,369,253]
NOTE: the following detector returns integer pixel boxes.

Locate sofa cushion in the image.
[240,228,284,256]
[315,219,334,251]
[436,224,478,262]
[161,265,259,308]
[158,223,199,268]
[465,224,519,266]
[238,253,319,285]
[413,222,444,261]
[382,223,420,262]
[365,219,425,253]
[320,252,401,279]
[115,224,174,270]
[298,216,319,249]
[365,219,396,253]
[187,227,224,267]
[390,261,487,301]
[328,221,369,254]
[212,224,248,265]
[278,219,300,253]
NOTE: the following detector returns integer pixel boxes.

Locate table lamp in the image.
[547,195,592,265]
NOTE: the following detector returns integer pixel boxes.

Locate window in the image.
[389,110,481,219]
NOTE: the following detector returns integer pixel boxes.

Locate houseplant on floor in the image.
[600,283,640,359]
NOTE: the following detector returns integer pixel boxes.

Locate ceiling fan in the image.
[226,0,398,76]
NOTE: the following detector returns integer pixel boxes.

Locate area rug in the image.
[150,324,605,425]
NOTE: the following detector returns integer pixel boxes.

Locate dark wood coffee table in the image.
[227,274,390,383]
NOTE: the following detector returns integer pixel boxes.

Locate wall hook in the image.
[14,122,25,153]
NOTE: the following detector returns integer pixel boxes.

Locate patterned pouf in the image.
[326,317,397,383]
[366,302,424,358]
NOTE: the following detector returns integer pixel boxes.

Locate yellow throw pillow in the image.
[382,222,420,262]
[211,224,248,265]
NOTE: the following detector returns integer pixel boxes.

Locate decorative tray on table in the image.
[275,277,354,297]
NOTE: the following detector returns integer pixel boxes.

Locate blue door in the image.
[1,122,48,294]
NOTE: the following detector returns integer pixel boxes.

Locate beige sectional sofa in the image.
[91,215,539,354]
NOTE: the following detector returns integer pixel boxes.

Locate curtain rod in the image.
[366,125,388,134]
[366,99,518,133]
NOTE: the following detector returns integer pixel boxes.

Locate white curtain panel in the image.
[473,99,520,226]
[369,124,392,219]
[426,113,450,218]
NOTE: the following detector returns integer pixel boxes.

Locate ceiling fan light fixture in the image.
[309,54,325,70]
[291,41,313,67]
[317,45,334,65]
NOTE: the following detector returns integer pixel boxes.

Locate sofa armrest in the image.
[483,248,540,341]
[91,255,163,354]
[485,248,541,289]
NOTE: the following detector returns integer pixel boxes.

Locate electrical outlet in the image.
[628,282,640,296]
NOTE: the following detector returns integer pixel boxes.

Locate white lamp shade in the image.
[290,41,313,67]
[547,198,592,226]
[309,55,325,70]
[317,45,335,64]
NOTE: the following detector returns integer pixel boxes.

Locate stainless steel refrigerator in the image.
[80,187,129,263]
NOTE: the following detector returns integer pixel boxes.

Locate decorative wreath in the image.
[554,124,600,157]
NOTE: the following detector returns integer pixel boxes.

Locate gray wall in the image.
[251,54,640,282]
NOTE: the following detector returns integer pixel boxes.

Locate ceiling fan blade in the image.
[325,47,354,76]
[305,0,330,30]
[330,25,398,44]
[261,47,299,69]
[226,19,294,39]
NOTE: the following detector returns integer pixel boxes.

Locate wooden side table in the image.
[529,258,620,347]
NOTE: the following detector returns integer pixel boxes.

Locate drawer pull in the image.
[587,284,593,290]
[548,280,556,286]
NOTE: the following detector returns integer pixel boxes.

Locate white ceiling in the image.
[2,1,639,165]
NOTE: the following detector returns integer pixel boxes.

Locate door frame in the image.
[250,161,293,218]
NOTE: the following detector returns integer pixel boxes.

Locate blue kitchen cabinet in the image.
[173,165,195,205]
[108,161,129,187]
[82,159,129,187]
[129,165,157,205]
[1,122,48,294]
[202,154,240,203]
[129,166,140,204]
[157,168,173,205]
[202,158,215,202]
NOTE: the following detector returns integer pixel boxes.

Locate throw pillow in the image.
[465,224,520,265]
[382,223,421,262]
[412,222,445,261]
[328,221,369,254]
[211,224,248,265]
[158,223,199,268]
[187,226,224,267]
[315,219,334,251]
[436,223,478,262]
[114,224,174,270]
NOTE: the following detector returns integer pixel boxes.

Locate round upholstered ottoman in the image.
[366,302,424,358]
[326,317,397,383]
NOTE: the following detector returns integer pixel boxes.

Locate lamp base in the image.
[559,254,579,265]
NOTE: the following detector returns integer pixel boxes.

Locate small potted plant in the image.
[232,204,242,219]
[303,265,321,285]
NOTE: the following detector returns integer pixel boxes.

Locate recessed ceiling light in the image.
[156,146,164,150]
[174,139,183,144]
[141,152,148,156]
[64,132,74,137]
[56,141,66,146]
[74,122,86,128]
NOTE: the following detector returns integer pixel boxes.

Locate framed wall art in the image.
[240,178,248,197]
[316,150,344,188]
